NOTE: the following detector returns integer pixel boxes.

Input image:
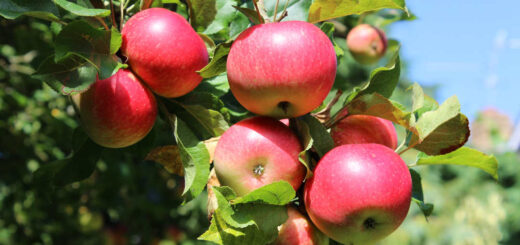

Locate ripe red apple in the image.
[274,207,329,245]
[213,116,305,196]
[346,24,388,65]
[121,8,208,98]
[78,69,157,148]
[331,114,397,149]
[226,21,337,118]
[304,144,412,244]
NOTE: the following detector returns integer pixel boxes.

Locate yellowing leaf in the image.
[308,0,407,23]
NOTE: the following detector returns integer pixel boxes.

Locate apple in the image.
[226,21,337,118]
[213,116,305,196]
[121,8,208,98]
[274,207,329,245]
[346,24,388,65]
[304,144,412,245]
[78,69,157,148]
[331,114,397,149]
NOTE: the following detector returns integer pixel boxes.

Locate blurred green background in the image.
[2,6,520,245]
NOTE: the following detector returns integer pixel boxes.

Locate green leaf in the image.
[0,0,60,21]
[300,114,334,157]
[358,52,401,98]
[232,181,296,205]
[54,20,121,79]
[308,0,407,23]
[33,54,98,95]
[183,105,229,137]
[409,82,424,112]
[53,137,103,186]
[198,41,232,78]
[410,96,470,155]
[189,0,217,31]
[233,6,262,24]
[203,0,249,40]
[320,22,344,59]
[173,116,211,202]
[410,169,434,218]
[416,147,499,180]
[194,73,230,97]
[33,128,104,188]
[263,0,313,22]
[54,0,110,17]
[200,183,293,244]
[110,27,122,55]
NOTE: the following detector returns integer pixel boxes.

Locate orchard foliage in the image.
[0,0,500,244]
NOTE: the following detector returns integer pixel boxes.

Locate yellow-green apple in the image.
[78,69,157,148]
[331,114,397,149]
[213,116,305,196]
[121,8,208,98]
[304,144,412,245]
[274,207,329,245]
[226,21,337,118]
[346,24,387,65]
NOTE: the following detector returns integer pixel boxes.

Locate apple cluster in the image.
[76,8,209,148]
[211,18,409,245]
[76,6,407,244]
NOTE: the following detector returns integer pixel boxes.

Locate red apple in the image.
[304,144,412,244]
[346,24,387,65]
[331,114,397,149]
[213,116,305,196]
[274,207,329,245]
[78,69,157,148]
[226,21,337,118]
[121,8,208,98]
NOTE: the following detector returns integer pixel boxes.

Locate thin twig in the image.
[120,0,125,29]
[109,0,118,29]
[276,0,290,22]
[312,90,343,123]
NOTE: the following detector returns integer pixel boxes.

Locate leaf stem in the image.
[312,90,342,123]
[94,17,109,30]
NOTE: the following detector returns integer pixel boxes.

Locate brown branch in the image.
[108,0,118,30]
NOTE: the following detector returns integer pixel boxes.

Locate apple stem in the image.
[253,0,270,23]
[273,0,279,22]
[316,90,343,126]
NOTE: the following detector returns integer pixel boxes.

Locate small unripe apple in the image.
[304,144,412,244]
[346,24,387,65]
[227,21,337,118]
[274,207,329,245]
[213,116,305,196]
[331,114,397,149]
[78,69,157,148]
[122,8,208,98]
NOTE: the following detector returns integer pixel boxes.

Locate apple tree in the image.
[0,0,499,244]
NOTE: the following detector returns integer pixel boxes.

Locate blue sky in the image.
[390,1,520,122]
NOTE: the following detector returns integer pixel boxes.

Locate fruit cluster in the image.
[77,7,407,244]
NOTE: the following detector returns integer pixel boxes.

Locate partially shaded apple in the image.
[274,207,329,245]
[331,114,397,149]
[213,116,305,196]
[78,69,157,148]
